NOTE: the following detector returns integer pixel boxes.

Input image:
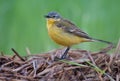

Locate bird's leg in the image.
[61,47,70,59]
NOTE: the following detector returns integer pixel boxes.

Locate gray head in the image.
[45,12,61,19]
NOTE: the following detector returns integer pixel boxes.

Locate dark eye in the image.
[52,15,56,18]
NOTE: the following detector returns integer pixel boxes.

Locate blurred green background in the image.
[0,0,120,55]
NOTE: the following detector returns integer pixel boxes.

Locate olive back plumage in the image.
[54,19,92,40]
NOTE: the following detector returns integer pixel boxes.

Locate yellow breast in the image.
[46,19,89,46]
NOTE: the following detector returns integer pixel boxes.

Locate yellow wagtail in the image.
[45,12,113,59]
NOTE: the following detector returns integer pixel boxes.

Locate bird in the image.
[44,11,113,59]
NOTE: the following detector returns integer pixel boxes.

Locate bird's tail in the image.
[91,38,114,45]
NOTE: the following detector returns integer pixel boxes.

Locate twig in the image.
[93,42,115,55]
[116,74,120,81]
[86,51,103,81]
[32,60,38,77]
[86,51,96,65]
[11,48,25,61]
[13,62,31,72]
[1,61,13,68]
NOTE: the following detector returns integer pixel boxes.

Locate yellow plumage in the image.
[47,19,89,46]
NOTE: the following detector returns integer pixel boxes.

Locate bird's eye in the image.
[52,15,56,18]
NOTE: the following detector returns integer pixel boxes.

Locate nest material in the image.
[0,43,120,81]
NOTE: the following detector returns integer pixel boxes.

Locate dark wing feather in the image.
[55,19,92,39]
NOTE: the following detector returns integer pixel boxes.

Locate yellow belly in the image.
[47,22,89,46]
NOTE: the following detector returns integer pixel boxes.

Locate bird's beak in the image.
[44,15,50,18]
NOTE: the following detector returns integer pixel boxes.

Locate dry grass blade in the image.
[26,47,31,55]
[114,39,120,59]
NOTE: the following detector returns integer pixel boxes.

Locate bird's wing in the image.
[55,19,92,39]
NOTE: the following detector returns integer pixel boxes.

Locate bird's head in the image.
[45,12,61,22]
